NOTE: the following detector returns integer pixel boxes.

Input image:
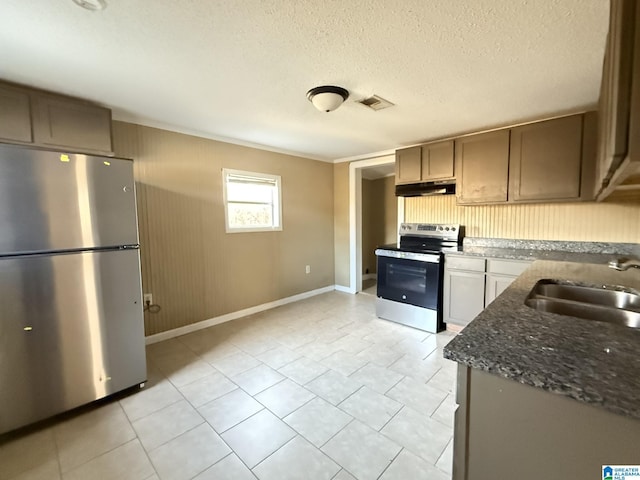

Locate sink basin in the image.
[529,280,640,310]
[525,297,640,328]
[525,279,640,328]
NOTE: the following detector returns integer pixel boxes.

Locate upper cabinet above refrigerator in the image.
[0,80,113,156]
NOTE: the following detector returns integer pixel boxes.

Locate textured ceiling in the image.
[1,0,609,162]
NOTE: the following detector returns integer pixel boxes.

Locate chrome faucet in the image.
[609,258,640,271]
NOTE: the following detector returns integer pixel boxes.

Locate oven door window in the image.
[377,256,440,309]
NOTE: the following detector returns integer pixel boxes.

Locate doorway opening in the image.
[348,156,402,294]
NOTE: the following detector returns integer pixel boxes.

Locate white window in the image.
[222,168,282,233]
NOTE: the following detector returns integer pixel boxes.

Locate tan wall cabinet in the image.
[595,0,640,200]
[444,254,531,327]
[395,140,454,185]
[395,146,422,184]
[0,81,113,155]
[421,140,454,181]
[509,115,583,202]
[455,130,510,204]
[32,94,113,154]
[455,113,595,205]
[0,83,33,144]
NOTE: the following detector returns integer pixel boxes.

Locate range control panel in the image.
[399,223,461,237]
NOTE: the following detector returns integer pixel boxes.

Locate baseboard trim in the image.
[334,284,354,294]
[446,323,464,334]
[145,285,337,345]
[362,273,376,280]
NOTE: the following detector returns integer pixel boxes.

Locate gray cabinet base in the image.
[453,366,640,480]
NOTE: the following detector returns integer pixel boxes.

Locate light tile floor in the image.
[361,279,376,296]
[0,291,457,480]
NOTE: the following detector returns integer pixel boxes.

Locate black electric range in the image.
[374,223,463,333]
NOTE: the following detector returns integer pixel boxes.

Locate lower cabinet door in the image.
[444,270,486,327]
[485,274,517,306]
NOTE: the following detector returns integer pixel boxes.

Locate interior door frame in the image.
[348,155,403,294]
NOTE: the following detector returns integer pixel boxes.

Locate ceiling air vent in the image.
[357,95,394,111]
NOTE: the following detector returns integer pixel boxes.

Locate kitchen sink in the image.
[525,279,640,328]
[529,280,640,310]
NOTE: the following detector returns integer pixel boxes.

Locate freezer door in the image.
[0,144,138,255]
[0,249,146,434]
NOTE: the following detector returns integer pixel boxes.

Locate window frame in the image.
[222,168,283,233]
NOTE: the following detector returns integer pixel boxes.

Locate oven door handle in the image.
[375,249,440,263]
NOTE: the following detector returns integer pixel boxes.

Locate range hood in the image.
[395,181,456,197]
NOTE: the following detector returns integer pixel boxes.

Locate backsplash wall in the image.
[405,195,640,242]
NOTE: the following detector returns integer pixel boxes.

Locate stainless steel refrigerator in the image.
[0,144,147,435]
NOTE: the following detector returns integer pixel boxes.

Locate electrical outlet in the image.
[144,293,153,305]
[305,265,311,274]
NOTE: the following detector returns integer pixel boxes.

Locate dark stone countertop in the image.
[446,237,640,263]
[447,246,619,264]
[443,259,640,420]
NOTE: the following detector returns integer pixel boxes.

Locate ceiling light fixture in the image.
[72,0,107,11]
[306,86,349,113]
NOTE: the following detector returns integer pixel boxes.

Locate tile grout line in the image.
[226,446,258,479]
[382,374,407,397]
[279,366,329,389]
[137,419,205,457]
[212,406,266,436]
[318,417,357,450]
[232,373,288,398]
[433,435,454,471]
[54,402,142,475]
[422,366,443,385]
[335,385,366,413]
[346,360,370,379]
[33,293,455,480]
[170,408,260,477]
[61,437,149,478]
[125,363,205,426]
[253,391,317,424]
[248,434,299,473]
[429,389,452,420]
[51,424,64,480]
[187,451,235,480]
[375,446,405,480]
[378,404,406,433]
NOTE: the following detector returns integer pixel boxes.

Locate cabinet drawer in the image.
[487,259,531,276]
[446,255,486,272]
